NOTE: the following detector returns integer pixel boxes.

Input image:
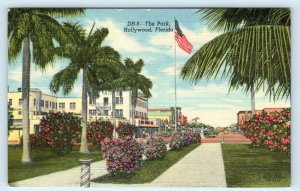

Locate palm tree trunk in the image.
[112,88,117,137]
[80,66,89,154]
[21,35,32,164]
[251,85,256,115]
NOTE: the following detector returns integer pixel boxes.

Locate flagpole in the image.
[174,18,177,132]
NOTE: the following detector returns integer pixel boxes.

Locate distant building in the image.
[148,107,183,127]
[237,108,286,130]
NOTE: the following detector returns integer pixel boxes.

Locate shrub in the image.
[40,111,81,155]
[100,137,143,174]
[87,120,114,146]
[169,131,184,149]
[144,135,167,160]
[19,133,47,148]
[116,122,135,138]
[190,129,201,143]
[241,108,291,154]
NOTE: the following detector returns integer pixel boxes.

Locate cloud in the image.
[85,19,159,54]
[149,26,220,57]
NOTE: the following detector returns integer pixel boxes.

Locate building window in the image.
[103,97,109,106]
[34,124,41,134]
[59,102,65,109]
[89,97,96,105]
[8,99,12,106]
[18,111,21,115]
[41,100,44,107]
[89,109,96,116]
[120,97,123,104]
[19,99,22,106]
[116,109,123,117]
[50,102,52,107]
[70,102,76,110]
[116,97,119,104]
[45,101,49,108]
[55,103,57,108]
[33,98,36,106]
[104,110,109,115]
[52,102,56,109]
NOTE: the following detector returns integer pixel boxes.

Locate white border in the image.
[1,1,299,191]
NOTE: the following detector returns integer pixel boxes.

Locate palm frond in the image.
[180,25,290,100]
[49,63,81,95]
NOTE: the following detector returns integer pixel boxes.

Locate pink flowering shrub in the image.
[169,130,202,150]
[169,131,184,149]
[20,133,47,148]
[241,108,291,154]
[40,111,81,155]
[143,135,167,160]
[116,122,135,138]
[190,130,201,143]
[87,120,114,146]
[100,137,144,174]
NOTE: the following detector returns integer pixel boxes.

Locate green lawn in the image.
[93,143,200,184]
[222,144,290,187]
[8,145,102,183]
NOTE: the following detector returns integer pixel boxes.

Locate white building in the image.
[88,90,148,124]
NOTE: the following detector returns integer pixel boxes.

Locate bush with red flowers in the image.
[241,108,291,154]
[86,119,114,146]
[39,111,81,155]
[20,133,47,148]
[116,122,136,138]
[100,137,143,174]
[143,135,167,160]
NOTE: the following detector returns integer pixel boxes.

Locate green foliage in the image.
[181,8,291,101]
[8,104,14,136]
[86,120,114,146]
[116,122,136,138]
[39,111,81,155]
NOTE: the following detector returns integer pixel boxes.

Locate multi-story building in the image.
[148,107,183,128]
[87,90,148,124]
[8,88,149,143]
[237,108,286,130]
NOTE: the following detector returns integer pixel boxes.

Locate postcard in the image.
[7,8,291,188]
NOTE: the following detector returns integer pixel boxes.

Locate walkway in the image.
[10,143,227,187]
[150,143,227,187]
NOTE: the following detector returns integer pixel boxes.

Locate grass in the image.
[8,145,102,183]
[222,144,290,187]
[93,143,200,184]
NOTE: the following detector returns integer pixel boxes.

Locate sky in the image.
[8,9,290,127]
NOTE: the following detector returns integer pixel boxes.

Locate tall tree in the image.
[50,23,120,153]
[8,8,85,164]
[180,8,290,101]
[8,104,14,136]
[116,58,153,126]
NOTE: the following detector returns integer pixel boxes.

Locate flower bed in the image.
[87,119,114,146]
[143,135,167,160]
[169,129,201,150]
[241,108,291,154]
[101,137,143,174]
[116,122,135,138]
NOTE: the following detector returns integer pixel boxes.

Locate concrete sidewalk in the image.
[10,143,227,188]
[150,143,227,187]
[10,160,108,187]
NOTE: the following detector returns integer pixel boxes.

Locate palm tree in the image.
[180,8,290,101]
[116,58,153,126]
[93,62,122,137]
[50,23,120,154]
[8,8,85,164]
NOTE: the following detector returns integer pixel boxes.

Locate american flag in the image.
[175,19,193,54]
